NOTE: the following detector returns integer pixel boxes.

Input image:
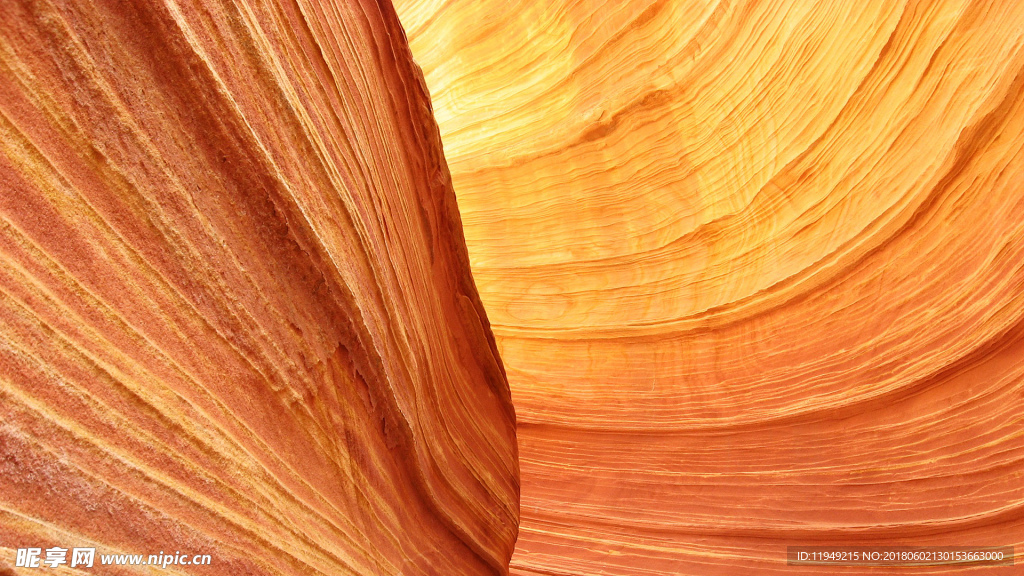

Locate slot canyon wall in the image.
[393,0,1024,574]
[0,0,518,574]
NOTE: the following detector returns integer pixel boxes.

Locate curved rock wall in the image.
[394,0,1024,574]
[0,0,517,574]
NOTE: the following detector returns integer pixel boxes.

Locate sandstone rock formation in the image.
[4,0,1024,574]
[394,0,1024,574]
[0,1,517,574]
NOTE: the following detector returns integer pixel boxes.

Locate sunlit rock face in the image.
[0,1,517,574]
[395,0,1024,574]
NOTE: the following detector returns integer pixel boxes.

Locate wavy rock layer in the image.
[0,1,517,574]
[395,0,1024,573]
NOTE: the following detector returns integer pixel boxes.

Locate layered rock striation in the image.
[4,0,1024,574]
[394,0,1024,574]
[0,0,517,574]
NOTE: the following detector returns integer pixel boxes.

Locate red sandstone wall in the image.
[0,1,517,574]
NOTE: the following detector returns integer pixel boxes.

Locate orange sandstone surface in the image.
[0,1,516,574]
[2,0,1024,575]
[393,0,1024,574]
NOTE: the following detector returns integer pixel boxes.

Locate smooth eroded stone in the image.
[394,0,1024,573]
